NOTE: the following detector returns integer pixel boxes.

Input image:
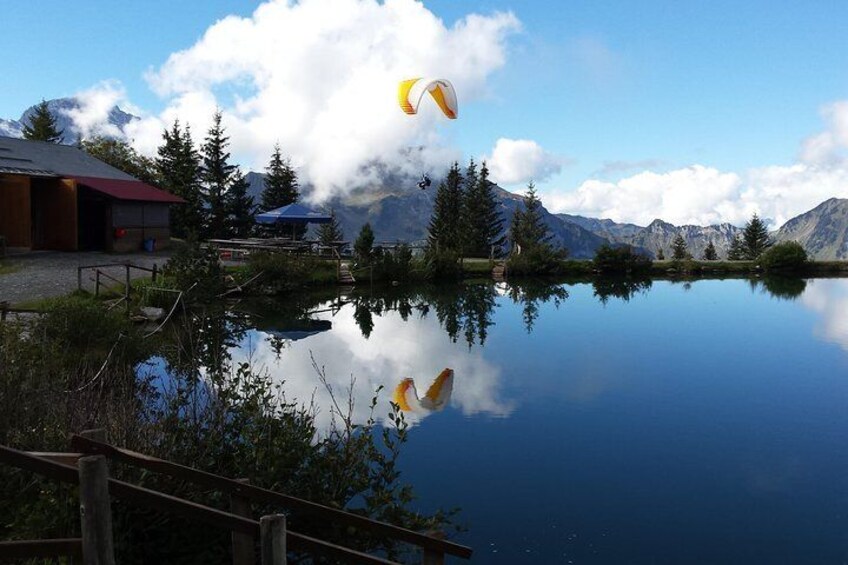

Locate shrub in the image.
[423,247,462,281]
[760,241,808,272]
[247,252,337,293]
[506,244,567,276]
[163,238,224,300]
[593,244,652,273]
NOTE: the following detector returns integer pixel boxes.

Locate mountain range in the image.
[4,98,848,259]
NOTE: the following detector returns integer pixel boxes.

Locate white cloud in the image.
[64,81,134,139]
[484,137,564,185]
[115,0,519,202]
[801,279,848,352]
[544,100,848,228]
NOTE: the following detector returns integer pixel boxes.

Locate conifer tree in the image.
[156,120,204,237]
[427,163,464,251]
[201,111,236,239]
[510,182,550,251]
[656,247,666,260]
[261,144,299,211]
[462,160,504,257]
[354,223,375,264]
[22,100,64,143]
[742,213,772,259]
[702,240,718,260]
[671,233,689,260]
[226,170,255,238]
[317,208,344,247]
[728,235,744,261]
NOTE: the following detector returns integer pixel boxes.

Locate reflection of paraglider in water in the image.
[398,78,458,119]
[393,368,454,413]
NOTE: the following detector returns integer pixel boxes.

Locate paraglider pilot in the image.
[418,174,432,190]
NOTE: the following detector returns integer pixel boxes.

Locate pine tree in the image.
[317,208,344,247]
[742,213,772,259]
[656,247,665,260]
[510,182,550,251]
[156,120,204,238]
[728,235,744,261]
[671,233,688,260]
[427,163,464,251]
[702,240,718,260]
[354,223,375,264]
[226,170,255,238]
[261,144,299,211]
[21,100,64,143]
[201,111,236,239]
[462,160,504,257]
[82,136,158,185]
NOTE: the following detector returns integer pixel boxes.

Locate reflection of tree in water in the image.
[752,276,807,300]
[504,281,569,332]
[592,277,653,305]
[347,283,498,347]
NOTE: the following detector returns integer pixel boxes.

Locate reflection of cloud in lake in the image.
[234,305,513,432]
[800,279,848,351]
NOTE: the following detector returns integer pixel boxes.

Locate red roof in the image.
[70,176,185,203]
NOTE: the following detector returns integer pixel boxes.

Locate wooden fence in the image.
[0,430,472,565]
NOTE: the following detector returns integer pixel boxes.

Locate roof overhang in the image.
[70,176,185,203]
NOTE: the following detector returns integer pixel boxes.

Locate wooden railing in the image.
[0,430,472,564]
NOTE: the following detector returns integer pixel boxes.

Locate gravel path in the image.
[0,251,172,305]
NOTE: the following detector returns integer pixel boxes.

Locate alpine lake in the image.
[181,276,848,564]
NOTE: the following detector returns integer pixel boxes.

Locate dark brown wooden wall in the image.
[0,175,32,247]
[31,178,78,251]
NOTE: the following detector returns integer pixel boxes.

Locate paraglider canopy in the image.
[393,368,454,413]
[398,78,458,119]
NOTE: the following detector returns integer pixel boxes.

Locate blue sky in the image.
[3,1,848,226]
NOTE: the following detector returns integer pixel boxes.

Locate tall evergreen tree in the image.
[462,160,504,257]
[317,208,344,247]
[510,182,550,251]
[226,170,255,238]
[82,136,158,185]
[201,111,236,239]
[261,144,299,210]
[157,120,204,238]
[427,163,464,251]
[21,100,64,143]
[728,235,744,261]
[671,233,689,260]
[656,247,666,260]
[702,240,718,260]
[742,213,772,259]
[354,223,375,264]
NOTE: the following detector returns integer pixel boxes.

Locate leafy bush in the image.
[506,244,567,276]
[423,247,462,281]
[760,241,808,272]
[373,244,416,282]
[163,238,224,300]
[593,244,652,273]
[247,252,338,293]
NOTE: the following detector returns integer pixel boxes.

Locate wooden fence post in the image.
[78,455,115,565]
[78,267,83,292]
[152,264,158,282]
[423,531,446,565]
[95,271,101,298]
[231,479,255,565]
[260,514,286,565]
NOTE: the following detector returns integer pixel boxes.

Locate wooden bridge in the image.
[0,430,472,564]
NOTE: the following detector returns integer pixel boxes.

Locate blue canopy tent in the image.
[255,203,332,239]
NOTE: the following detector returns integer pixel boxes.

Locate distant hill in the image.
[0,97,138,143]
[246,172,607,258]
[775,198,848,259]
[558,214,741,259]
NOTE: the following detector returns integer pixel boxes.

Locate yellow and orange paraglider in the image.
[393,368,454,413]
[398,78,458,119]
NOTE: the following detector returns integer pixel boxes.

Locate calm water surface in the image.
[233,278,848,564]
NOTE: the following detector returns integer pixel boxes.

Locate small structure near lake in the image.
[0,136,183,253]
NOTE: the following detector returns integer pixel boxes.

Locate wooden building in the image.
[0,136,182,252]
